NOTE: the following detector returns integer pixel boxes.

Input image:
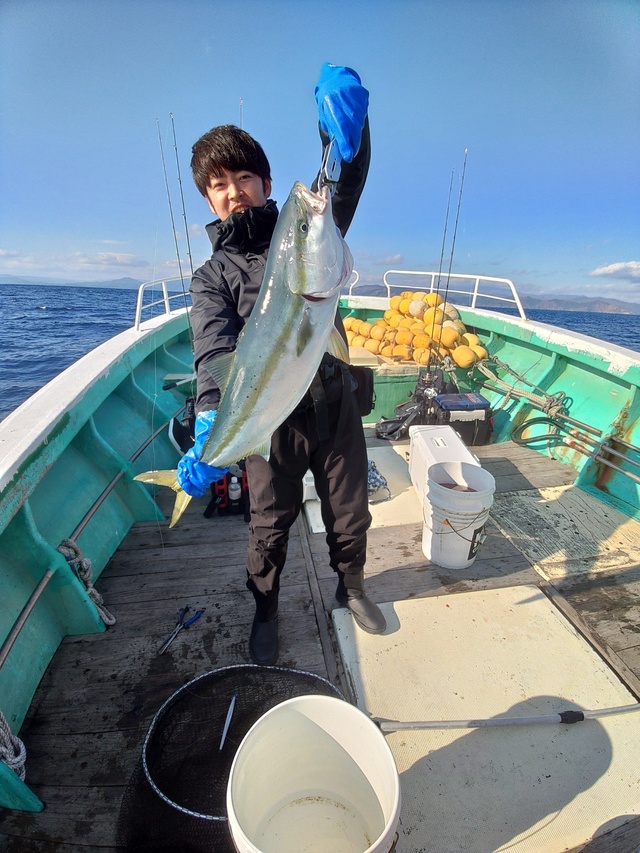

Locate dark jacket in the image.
[190,119,371,412]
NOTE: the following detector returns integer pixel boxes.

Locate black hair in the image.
[190,124,271,197]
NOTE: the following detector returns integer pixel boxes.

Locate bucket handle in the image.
[423,511,489,543]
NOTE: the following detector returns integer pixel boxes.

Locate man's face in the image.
[205,169,271,222]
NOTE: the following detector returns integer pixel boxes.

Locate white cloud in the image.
[74,252,142,268]
[0,248,169,282]
[374,254,404,266]
[590,261,640,281]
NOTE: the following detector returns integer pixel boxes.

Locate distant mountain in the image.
[3,275,639,313]
[519,293,640,315]
[0,275,143,289]
[345,282,640,315]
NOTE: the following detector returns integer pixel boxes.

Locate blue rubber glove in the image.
[177,410,229,498]
[314,63,369,163]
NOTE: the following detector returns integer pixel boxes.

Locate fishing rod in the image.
[157,118,188,292]
[156,117,194,345]
[425,150,468,376]
[421,167,455,371]
[435,168,455,295]
[441,147,468,308]
[170,113,194,277]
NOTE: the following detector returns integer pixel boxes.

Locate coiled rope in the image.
[56,539,116,626]
[473,357,568,418]
[0,709,26,780]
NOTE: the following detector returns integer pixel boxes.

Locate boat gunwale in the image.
[0,308,189,521]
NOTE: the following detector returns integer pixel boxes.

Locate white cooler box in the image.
[408,425,479,507]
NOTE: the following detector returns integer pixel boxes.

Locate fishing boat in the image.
[1,271,639,852]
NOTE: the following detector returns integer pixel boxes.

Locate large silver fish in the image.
[135,181,352,526]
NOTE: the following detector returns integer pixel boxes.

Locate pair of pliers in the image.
[318,138,342,197]
[158,605,205,654]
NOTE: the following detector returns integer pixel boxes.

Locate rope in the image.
[0,708,26,781]
[438,355,461,392]
[57,539,116,626]
[473,357,568,418]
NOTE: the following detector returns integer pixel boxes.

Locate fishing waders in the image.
[248,582,279,666]
[336,570,386,634]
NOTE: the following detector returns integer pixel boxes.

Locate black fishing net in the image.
[116,665,344,852]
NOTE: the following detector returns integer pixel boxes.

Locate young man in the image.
[177,64,386,665]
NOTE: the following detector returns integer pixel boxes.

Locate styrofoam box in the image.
[408,425,479,506]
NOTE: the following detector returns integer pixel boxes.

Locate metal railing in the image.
[134,277,192,330]
[346,270,527,320]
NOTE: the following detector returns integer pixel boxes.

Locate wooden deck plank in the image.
[4,439,640,851]
[565,816,640,853]
[1,784,126,849]
[473,453,576,491]
[1,493,329,850]
[21,585,326,733]
[99,556,309,603]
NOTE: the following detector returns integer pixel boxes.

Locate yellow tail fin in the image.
[133,469,193,528]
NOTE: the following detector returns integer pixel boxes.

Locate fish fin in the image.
[202,352,235,396]
[134,470,181,490]
[328,326,350,363]
[245,443,272,460]
[133,470,192,527]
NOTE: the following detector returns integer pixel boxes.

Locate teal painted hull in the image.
[460,308,640,517]
[340,297,640,519]
[0,310,193,810]
[3,280,640,811]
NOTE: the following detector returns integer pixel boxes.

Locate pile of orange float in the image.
[344,291,488,368]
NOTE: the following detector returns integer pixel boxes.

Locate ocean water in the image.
[0,283,182,421]
[518,308,640,352]
[1,283,640,421]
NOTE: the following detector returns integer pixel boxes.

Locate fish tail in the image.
[133,469,193,528]
[169,490,192,528]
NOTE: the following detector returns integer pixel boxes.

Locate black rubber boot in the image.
[249,588,279,666]
[343,571,386,634]
[249,616,278,665]
[335,571,348,607]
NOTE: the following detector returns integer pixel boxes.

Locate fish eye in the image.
[299,222,308,234]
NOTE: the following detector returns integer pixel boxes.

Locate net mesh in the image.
[116,665,343,852]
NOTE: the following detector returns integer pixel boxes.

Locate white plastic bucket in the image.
[226,694,400,853]
[422,460,496,569]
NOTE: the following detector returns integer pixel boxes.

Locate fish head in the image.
[283,181,353,300]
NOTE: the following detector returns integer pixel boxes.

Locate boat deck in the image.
[2,435,640,852]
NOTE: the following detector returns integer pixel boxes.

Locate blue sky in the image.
[1,0,638,300]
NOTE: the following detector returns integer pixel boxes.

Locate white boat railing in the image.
[134,277,191,330]
[136,270,526,327]
[346,270,527,320]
